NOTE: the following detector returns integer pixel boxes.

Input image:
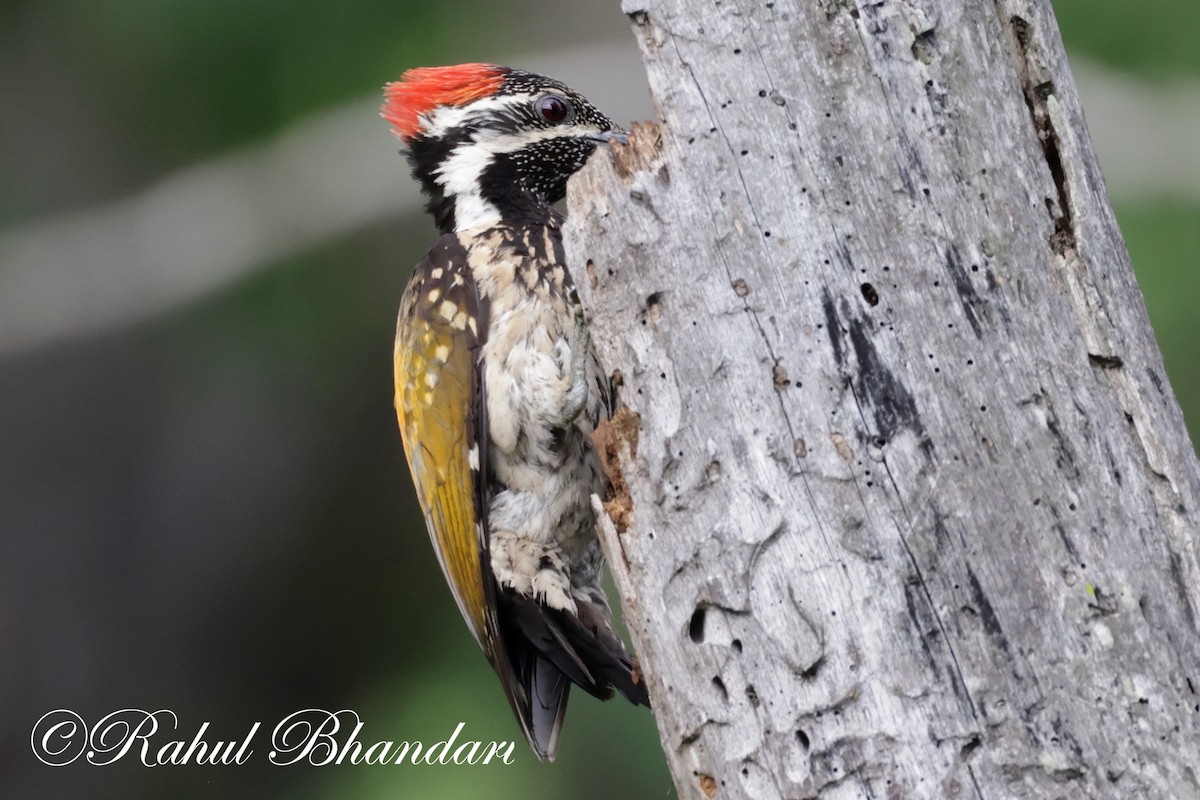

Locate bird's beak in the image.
[589,130,629,145]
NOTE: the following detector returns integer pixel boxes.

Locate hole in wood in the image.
[960,734,982,759]
[689,606,707,643]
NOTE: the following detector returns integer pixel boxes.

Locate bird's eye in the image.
[536,94,571,124]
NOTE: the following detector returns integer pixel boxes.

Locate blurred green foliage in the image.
[0,0,498,217]
[1053,0,1200,75]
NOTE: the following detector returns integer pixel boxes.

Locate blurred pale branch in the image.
[0,50,1194,356]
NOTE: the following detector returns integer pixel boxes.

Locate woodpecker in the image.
[382,63,648,760]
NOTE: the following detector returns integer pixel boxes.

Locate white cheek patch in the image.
[436,146,494,196]
[434,145,502,230]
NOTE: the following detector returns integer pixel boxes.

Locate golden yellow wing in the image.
[392,229,648,760]
[394,235,489,647]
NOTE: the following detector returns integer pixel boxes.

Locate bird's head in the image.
[383,63,626,233]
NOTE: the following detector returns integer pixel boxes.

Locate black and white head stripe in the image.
[404,70,625,233]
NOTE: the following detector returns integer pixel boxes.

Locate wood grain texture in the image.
[563,1,1200,797]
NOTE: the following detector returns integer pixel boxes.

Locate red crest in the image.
[382,63,507,140]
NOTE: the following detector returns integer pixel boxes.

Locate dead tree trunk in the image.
[563,1,1200,798]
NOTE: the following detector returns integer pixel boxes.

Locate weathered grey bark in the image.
[563,1,1200,798]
